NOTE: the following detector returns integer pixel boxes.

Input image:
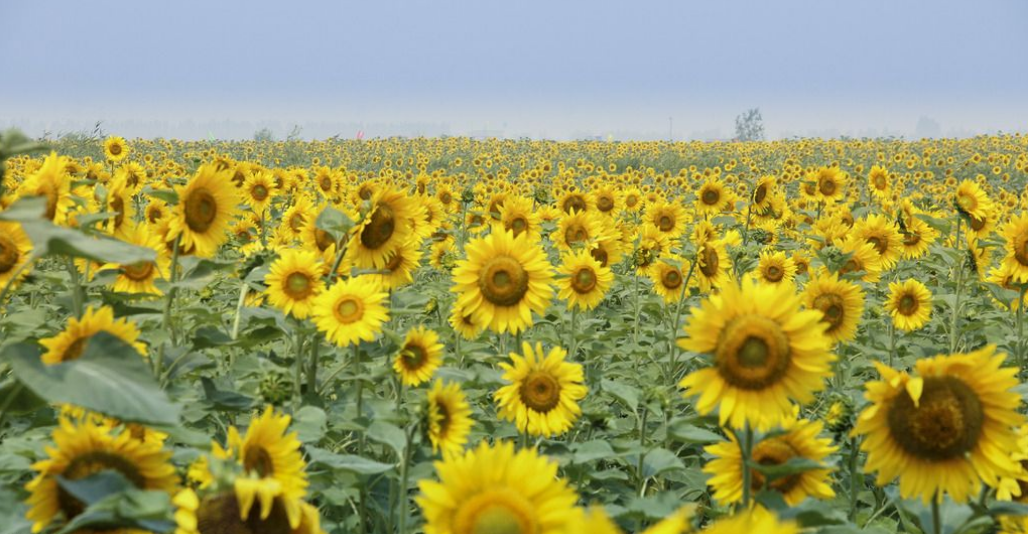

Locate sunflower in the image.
[899,217,938,259]
[18,152,75,225]
[494,342,587,437]
[0,220,33,292]
[100,222,169,296]
[448,300,485,340]
[279,194,315,243]
[312,276,389,347]
[425,380,474,456]
[1001,212,1028,283]
[649,256,691,304]
[695,238,729,292]
[265,248,326,320]
[634,225,671,275]
[300,205,344,264]
[168,164,240,258]
[852,346,1023,503]
[678,277,835,431]
[590,185,620,217]
[243,170,276,213]
[346,185,417,269]
[557,247,613,310]
[867,165,891,199]
[25,417,178,533]
[695,178,733,215]
[394,326,445,386]
[884,279,933,332]
[837,238,883,283]
[451,229,554,334]
[646,200,688,236]
[705,415,837,505]
[852,214,903,270]
[372,236,422,290]
[178,488,323,534]
[39,306,147,364]
[954,180,993,221]
[752,175,777,210]
[754,250,796,285]
[704,506,798,534]
[103,135,130,162]
[572,505,695,534]
[219,407,309,527]
[496,195,541,240]
[559,190,589,214]
[802,270,865,344]
[103,174,136,238]
[555,209,609,251]
[813,166,847,204]
[416,440,580,534]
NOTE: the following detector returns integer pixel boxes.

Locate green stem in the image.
[888,321,896,368]
[950,218,963,353]
[155,237,181,377]
[66,258,83,318]
[636,404,649,496]
[0,382,25,433]
[569,307,578,359]
[354,343,364,421]
[931,492,942,534]
[740,423,754,508]
[293,324,305,409]
[231,280,248,340]
[668,259,696,382]
[848,437,861,522]
[397,425,415,534]
[307,335,320,394]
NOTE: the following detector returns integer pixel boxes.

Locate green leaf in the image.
[56,471,134,507]
[140,187,179,205]
[367,420,407,458]
[292,406,327,443]
[747,457,825,481]
[640,448,685,478]
[315,206,355,241]
[667,421,723,444]
[4,334,180,425]
[200,377,255,412]
[601,379,640,411]
[55,490,174,534]
[571,440,616,464]
[306,447,394,475]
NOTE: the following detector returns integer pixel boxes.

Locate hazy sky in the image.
[2,0,1026,140]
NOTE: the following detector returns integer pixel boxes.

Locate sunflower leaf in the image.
[316,206,354,242]
[747,457,825,481]
[56,471,134,507]
[4,333,180,425]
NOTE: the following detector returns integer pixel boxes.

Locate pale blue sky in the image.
[2,0,1026,140]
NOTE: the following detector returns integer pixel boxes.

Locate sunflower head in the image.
[393,326,444,386]
[495,342,588,437]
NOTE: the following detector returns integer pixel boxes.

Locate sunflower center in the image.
[335,297,364,324]
[61,335,91,362]
[288,213,305,233]
[653,214,673,233]
[284,272,313,300]
[564,224,588,246]
[384,250,405,271]
[812,293,845,332]
[58,452,146,520]
[590,247,609,267]
[956,192,977,213]
[571,267,597,294]
[320,176,333,192]
[360,204,397,250]
[121,261,155,282]
[440,192,452,204]
[401,343,428,369]
[715,315,791,390]
[903,232,921,246]
[520,370,562,413]
[0,235,19,273]
[562,195,587,214]
[819,179,837,196]
[110,196,126,228]
[509,217,528,236]
[750,438,804,493]
[626,194,639,208]
[969,215,986,232]
[887,376,984,461]
[454,490,536,534]
[866,236,887,255]
[147,205,164,223]
[478,256,530,307]
[662,268,683,290]
[243,447,275,478]
[252,184,269,201]
[874,175,888,189]
[897,294,918,315]
[184,190,218,233]
[701,189,719,205]
[1014,235,1028,267]
[754,184,768,204]
[197,492,292,534]
[764,265,783,282]
[597,196,614,212]
[699,245,719,277]
[108,144,122,156]
[839,258,860,276]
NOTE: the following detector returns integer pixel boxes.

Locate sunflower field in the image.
[2,131,1028,534]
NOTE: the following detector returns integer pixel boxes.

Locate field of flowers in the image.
[1,132,1028,534]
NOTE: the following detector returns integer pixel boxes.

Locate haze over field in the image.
[2,0,1026,140]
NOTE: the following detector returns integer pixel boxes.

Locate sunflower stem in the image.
[65,258,83,318]
[888,321,896,368]
[848,437,861,522]
[307,333,320,395]
[636,404,649,496]
[569,307,578,359]
[740,423,754,509]
[293,322,305,409]
[155,237,181,379]
[230,279,248,340]
[397,424,415,534]
[931,492,942,534]
[949,218,963,353]
[668,258,696,383]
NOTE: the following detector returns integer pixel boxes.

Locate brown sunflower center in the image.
[626,194,639,208]
[61,335,91,362]
[590,247,609,267]
[701,189,720,205]
[284,272,313,300]
[319,176,333,192]
[819,178,837,196]
[335,297,364,323]
[110,196,126,228]
[401,343,428,369]
[662,268,683,290]
[251,184,269,201]
[866,236,887,255]
[812,293,845,332]
[0,235,19,273]
[903,232,921,246]
[147,205,164,224]
[874,174,888,189]
[597,195,614,212]
[509,216,528,236]
[562,195,587,214]
[657,214,674,232]
[699,245,719,277]
[520,370,561,413]
[288,213,306,233]
[121,261,155,282]
[314,228,335,252]
[453,490,536,534]
[1014,234,1028,267]
[571,266,597,294]
[360,204,397,250]
[197,492,292,534]
[715,315,791,390]
[244,447,275,477]
[478,256,530,307]
[440,192,453,205]
[754,184,768,204]
[764,265,783,282]
[58,452,146,520]
[887,376,984,461]
[564,224,588,246]
[897,293,919,316]
[108,143,122,156]
[184,189,218,233]
[750,438,803,493]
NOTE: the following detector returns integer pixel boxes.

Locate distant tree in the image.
[914,116,942,139]
[253,127,275,142]
[734,108,765,141]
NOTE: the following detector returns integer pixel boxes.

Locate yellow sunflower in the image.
[705,506,799,534]
[264,248,326,320]
[695,178,733,215]
[496,195,542,240]
[99,222,169,297]
[393,326,445,386]
[103,173,136,238]
[495,342,588,437]
[557,247,613,310]
[754,250,796,285]
[572,505,695,534]
[705,416,837,505]
[695,238,729,292]
[802,269,865,344]
[752,175,777,210]
[853,346,1023,503]
[646,200,688,236]
[168,164,240,257]
[312,276,390,347]
[590,185,620,218]
[103,135,130,162]
[954,179,993,221]
[867,165,891,199]
[813,166,847,204]
[649,256,691,304]
[1001,212,1028,283]
[0,220,33,292]
[852,214,903,270]
[346,185,417,269]
[451,229,554,334]
[899,217,938,259]
[242,169,276,213]
[635,225,671,275]
[176,488,323,534]
[884,279,933,332]
[448,300,485,340]
[18,152,75,225]
[555,209,609,251]
[371,236,422,290]
[25,417,178,533]
[416,440,580,534]
[39,306,147,364]
[678,277,835,431]
[837,238,883,283]
[425,379,474,456]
